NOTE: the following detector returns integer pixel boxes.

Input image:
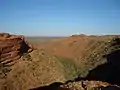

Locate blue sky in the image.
[0,0,120,36]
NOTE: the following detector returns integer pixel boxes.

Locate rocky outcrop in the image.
[58,81,120,90]
[0,33,32,66]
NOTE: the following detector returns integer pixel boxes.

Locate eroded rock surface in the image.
[58,81,120,90]
[0,33,32,78]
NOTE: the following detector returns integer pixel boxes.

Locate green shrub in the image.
[55,55,82,80]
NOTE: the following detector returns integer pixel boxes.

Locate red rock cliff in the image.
[0,33,32,65]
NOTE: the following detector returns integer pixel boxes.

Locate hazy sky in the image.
[0,0,120,36]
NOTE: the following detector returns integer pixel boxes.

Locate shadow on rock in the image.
[97,86,120,90]
[86,50,120,85]
[29,82,63,90]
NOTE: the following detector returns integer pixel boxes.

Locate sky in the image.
[0,0,120,36]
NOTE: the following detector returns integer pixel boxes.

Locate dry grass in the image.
[1,50,65,90]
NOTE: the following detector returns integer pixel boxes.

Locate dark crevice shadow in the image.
[29,82,63,90]
[21,40,30,54]
[85,50,120,85]
[97,86,120,90]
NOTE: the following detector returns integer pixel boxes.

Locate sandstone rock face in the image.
[0,33,31,66]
